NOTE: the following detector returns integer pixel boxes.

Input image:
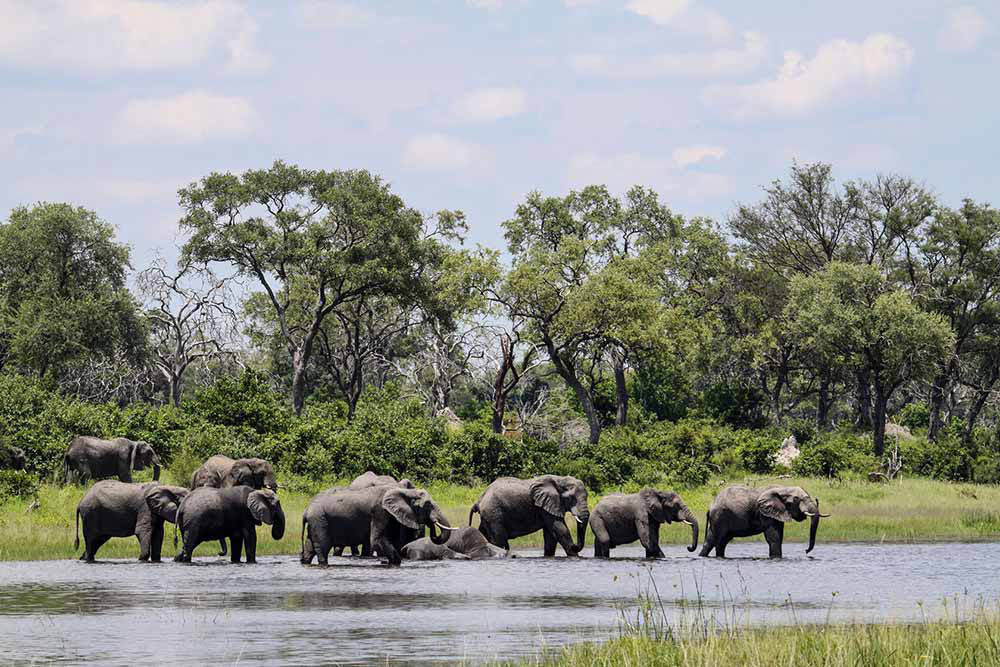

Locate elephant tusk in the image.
[572,515,585,524]
[819,513,831,518]
[681,520,694,526]
[804,511,815,516]
[434,522,453,531]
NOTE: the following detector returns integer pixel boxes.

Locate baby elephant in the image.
[174,486,285,563]
[589,489,699,558]
[75,481,189,562]
[402,526,509,561]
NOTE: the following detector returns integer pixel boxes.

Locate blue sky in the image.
[1,0,997,268]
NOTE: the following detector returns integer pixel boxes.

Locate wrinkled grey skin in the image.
[64,436,161,484]
[190,455,279,557]
[0,444,26,470]
[348,471,415,490]
[470,475,589,557]
[301,486,453,566]
[174,486,285,563]
[590,489,698,558]
[700,485,824,559]
[74,481,188,562]
[402,526,508,561]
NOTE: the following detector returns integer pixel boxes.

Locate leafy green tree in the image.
[787,262,954,456]
[0,203,144,385]
[179,161,447,415]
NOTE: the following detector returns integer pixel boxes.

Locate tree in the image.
[0,202,144,385]
[179,161,443,415]
[787,262,954,456]
[136,257,240,406]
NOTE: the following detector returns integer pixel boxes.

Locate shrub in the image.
[735,433,776,474]
[897,402,930,431]
[187,370,291,437]
[445,422,529,484]
[0,470,40,500]
[699,382,767,429]
[786,418,817,447]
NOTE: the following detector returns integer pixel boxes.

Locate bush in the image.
[793,430,875,478]
[700,382,767,429]
[735,433,776,474]
[445,422,529,484]
[0,470,39,500]
[187,370,292,438]
[897,403,930,431]
[786,418,817,447]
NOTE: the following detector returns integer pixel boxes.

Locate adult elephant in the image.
[590,489,698,558]
[699,485,829,559]
[348,471,415,490]
[301,485,454,565]
[402,526,508,561]
[174,486,285,564]
[469,475,589,557]
[190,455,278,491]
[64,436,161,484]
[0,444,26,470]
[74,481,188,562]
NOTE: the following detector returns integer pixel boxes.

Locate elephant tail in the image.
[300,515,307,553]
[173,508,181,548]
[468,502,479,527]
[63,455,72,485]
[74,507,80,551]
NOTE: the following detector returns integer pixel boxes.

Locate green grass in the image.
[3,473,1000,561]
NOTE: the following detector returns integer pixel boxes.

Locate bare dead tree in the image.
[136,257,241,406]
[479,321,544,434]
[60,351,158,405]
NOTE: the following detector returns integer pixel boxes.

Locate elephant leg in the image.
[360,542,372,558]
[85,534,111,562]
[218,538,228,557]
[764,523,784,559]
[149,523,164,563]
[137,531,151,562]
[333,546,345,557]
[715,534,733,558]
[640,522,664,559]
[590,515,610,558]
[546,518,578,557]
[243,528,257,564]
[542,529,557,557]
[230,534,244,563]
[314,537,332,566]
[301,535,316,565]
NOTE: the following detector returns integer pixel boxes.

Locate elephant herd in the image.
[66,436,831,565]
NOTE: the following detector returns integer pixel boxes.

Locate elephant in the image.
[348,471,415,490]
[699,485,829,559]
[190,455,278,491]
[469,475,589,557]
[301,485,454,566]
[64,436,161,484]
[402,526,509,561]
[589,489,699,558]
[190,455,279,557]
[74,481,188,562]
[174,486,285,563]
[0,444,26,470]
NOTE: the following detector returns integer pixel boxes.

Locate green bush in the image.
[187,370,292,438]
[735,432,776,474]
[786,418,817,447]
[0,470,40,500]
[793,430,875,478]
[445,421,529,484]
[699,382,767,429]
[897,402,930,431]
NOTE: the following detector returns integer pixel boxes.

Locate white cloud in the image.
[100,179,171,202]
[401,134,487,172]
[572,31,766,79]
[939,6,991,53]
[466,0,504,9]
[296,1,373,28]
[453,87,527,123]
[625,0,691,25]
[113,91,258,144]
[671,145,725,167]
[708,33,914,118]
[0,0,268,73]
[568,151,729,199]
[625,0,732,40]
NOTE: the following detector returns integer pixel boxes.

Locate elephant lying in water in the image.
[699,485,829,559]
[75,481,189,562]
[589,489,698,558]
[402,526,508,560]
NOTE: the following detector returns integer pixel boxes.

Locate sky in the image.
[0,0,997,269]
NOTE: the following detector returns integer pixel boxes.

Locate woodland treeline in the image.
[1,161,998,483]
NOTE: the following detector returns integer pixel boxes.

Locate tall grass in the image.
[3,475,1000,561]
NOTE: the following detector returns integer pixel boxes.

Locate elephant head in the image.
[640,489,699,552]
[226,458,278,491]
[145,485,190,523]
[130,441,161,480]
[247,488,286,540]
[530,475,589,554]
[757,486,829,553]
[382,488,454,545]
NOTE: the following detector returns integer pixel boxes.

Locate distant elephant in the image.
[469,475,589,557]
[64,436,161,484]
[589,489,698,558]
[190,455,279,557]
[174,486,285,563]
[301,485,453,565]
[0,444,26,470]
[402,526,508,561]
[348,471,415,490]
[699,485,829,559]
[74,481,188,562]
[190,455,278,491]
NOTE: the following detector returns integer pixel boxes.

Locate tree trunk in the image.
[855,368,874,431]
[291,356,307,416]
[491,395,506,434]
[170,375,182,408]
[542,336,601,444]
[872,387,888,458]
[928,371,949,442]
[965,364,999,442]
[613,354,627,427]
[816,369,831,429]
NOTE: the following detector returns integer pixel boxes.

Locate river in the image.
[1,542,997,665]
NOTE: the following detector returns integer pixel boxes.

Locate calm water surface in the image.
[0,542,998,665]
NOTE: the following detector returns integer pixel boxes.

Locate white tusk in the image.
[819,513,831,518]
[573,515,585,524]
[434,522,453,531]
[681,520,694,526]
[804,511,815,516]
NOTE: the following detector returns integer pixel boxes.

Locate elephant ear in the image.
[397,478,416,489]
[226,461,253,487]
[382,489,420,530]
[248,490,275,525]
[146,487,187,523]
[529,477,563,517]
[639,489,663,521]
[757,488,793,523]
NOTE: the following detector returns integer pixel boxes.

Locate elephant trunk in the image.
[152,463,161,481]
[429,504,453,545]
[805,499,821,553]
[271,507,286,540]
[573,505,589,553]
[680,506,699,553]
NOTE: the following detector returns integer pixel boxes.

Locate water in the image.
[1,542,998,665]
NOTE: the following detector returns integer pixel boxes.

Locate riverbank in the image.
[2,475,1000,560]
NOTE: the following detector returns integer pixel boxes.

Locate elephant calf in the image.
[590,489,698,559]
[700,485,829,559]
[75,481,189,562]
[175,486,285,564]
[402,526,508,561]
